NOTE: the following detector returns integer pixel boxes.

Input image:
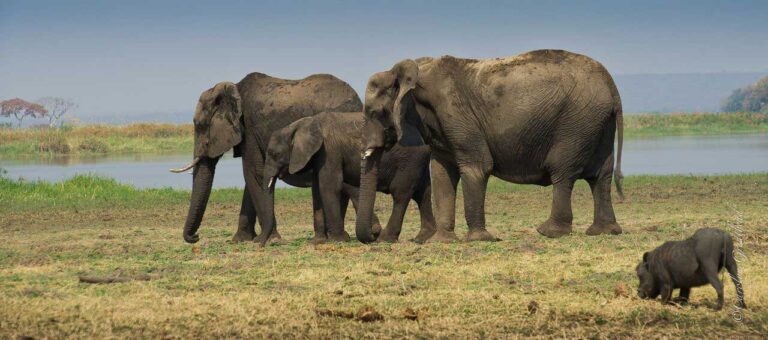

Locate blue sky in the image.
[1,0,767,116]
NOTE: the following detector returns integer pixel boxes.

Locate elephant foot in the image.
[411,228,436,244]
[372,223,382,240]
[310,235,328,245]
[466,228,501,242]
[376,232,400,243]
[256,230,286,246]
[585,222,622,236]
[327,230,351,242]
[426,229,459,243]
[265,235,287,246]
[231,229,256,243]
[536,219,572,238]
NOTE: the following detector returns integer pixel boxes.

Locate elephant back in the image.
[236,72,363,149]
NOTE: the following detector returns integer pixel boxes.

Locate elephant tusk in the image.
[268,177,276,189]
[362,149,374,160]
[170,157,200,173]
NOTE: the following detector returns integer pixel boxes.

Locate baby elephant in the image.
[264,111,436,243]
[636,228,746,310]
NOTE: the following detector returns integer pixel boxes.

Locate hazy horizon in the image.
[2,0,767,118]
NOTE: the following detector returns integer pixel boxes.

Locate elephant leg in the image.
[460,165,499,242]
[310,179,328,244]
[426,156,460,242]
[412,176,437,244]
[377,195,410,243]
[231,185,258,242]
[343,184,382,238]
[585,153,622,236]
[318,169,349,242]
[242,140,282,245]
[340,189,350,222]
[536,178,575,238]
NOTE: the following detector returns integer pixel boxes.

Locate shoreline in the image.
[1,112,766,157]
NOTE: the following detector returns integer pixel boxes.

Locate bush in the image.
[77,138,109,153]
[36,133,70,154]
[722,76,768,112]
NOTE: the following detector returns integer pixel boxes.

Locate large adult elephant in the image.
[356,49,624,243]
[171,72,362,244]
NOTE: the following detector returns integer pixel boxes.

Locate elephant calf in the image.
[636,228,746,310]
[264,111,436,243]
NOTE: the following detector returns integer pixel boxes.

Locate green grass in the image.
[624,112,768,137]
[1,112,767,157]
[1,174,767,337]
[0,175,312,212]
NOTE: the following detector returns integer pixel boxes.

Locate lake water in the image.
[2,134,767,189]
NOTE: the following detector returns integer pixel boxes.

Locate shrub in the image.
[722,76,768,112]
[77,138,109,153]
[36,132,70,154]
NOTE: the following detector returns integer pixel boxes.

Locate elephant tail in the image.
[614,101,625,201]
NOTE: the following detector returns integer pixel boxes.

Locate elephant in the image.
[170,72,362,245]
[356,49,624,243]
[264,111,436,243]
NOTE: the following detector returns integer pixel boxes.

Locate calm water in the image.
[2,134,767,189]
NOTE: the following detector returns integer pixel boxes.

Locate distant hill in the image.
[614,72,767,114]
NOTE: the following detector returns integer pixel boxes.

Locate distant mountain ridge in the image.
[32,71,768,125]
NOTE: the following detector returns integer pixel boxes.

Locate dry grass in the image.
[1,174,767,338]
[0,124,192,156]
[2,112,767,157]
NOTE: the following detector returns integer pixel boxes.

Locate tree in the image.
[722,76,768,112]
[0,98,48,127]
[38,97,77,128]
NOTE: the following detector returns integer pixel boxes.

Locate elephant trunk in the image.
[182,156,219,243]
[355,149,380,243]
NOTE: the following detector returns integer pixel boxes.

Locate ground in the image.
[0,174,766,338]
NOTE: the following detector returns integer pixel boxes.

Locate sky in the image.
[1,0,767,117]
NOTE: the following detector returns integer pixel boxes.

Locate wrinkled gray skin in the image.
[358,49,624,243]
[175,73,361,245]
[636,228,746,310]
[264,112,436,243]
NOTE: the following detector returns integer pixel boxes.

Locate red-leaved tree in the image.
[0,98,49,127]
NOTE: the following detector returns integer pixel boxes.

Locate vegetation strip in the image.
[1,112,766,157]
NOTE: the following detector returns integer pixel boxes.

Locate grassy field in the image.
[1,174,766,338]
[1,112,767,157]
[0,123,192,157]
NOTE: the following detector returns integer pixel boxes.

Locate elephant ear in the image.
[288,118,323,174]
[390,59,419,141]
[204,82,243,158]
